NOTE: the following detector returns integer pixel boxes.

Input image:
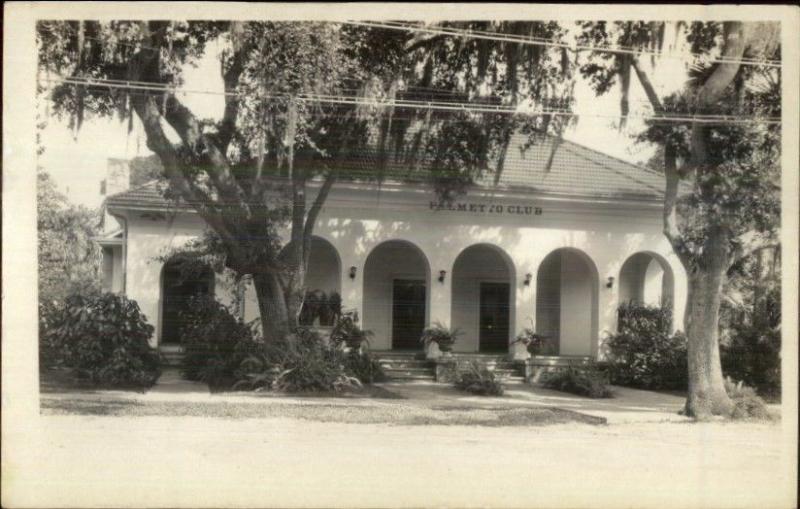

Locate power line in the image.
[344,20,783,69]
[41,75,782,125]
[40,19,782,69]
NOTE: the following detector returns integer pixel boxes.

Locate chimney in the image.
[102,158,130,233]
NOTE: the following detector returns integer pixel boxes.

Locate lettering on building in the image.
[429,201,542,216]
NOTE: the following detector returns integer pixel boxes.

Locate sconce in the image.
[523,273,532,286]
[438,270,447,283]
[349,266,357,279]
[606,276,615,289]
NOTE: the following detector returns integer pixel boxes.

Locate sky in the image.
[38,26,689,209]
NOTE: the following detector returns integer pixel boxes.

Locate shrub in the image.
[725,378,774,421]
[179,295,261,391]
[342,350,387,384]
[266,328,361,393]
[329,311,371,350]
[39,299,64,368]
[541,365,613,398]
[720,284,781,399]
[604,303,688,390]
[41,293,160,388]
[454,361,504,396]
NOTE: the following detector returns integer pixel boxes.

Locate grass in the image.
[41,396,606,426]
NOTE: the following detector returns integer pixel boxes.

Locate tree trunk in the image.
[683,231,734,419]
[252,272,291,343]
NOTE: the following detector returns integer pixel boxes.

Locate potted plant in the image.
[512,327,547,359]
[420,322,462,358]
[329,311,371,351]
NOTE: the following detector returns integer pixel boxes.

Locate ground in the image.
[4,371,793,508]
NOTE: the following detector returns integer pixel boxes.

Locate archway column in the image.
[426,249,455,329]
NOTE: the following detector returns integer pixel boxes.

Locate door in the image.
[479,282,510,352]
[391,279,426,350]
[161,266,213,344]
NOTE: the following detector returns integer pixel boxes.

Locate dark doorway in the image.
[161,262,214,344]
[479,282,510,352]
[391,279,426,350]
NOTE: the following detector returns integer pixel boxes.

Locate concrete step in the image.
[378,360,434,369]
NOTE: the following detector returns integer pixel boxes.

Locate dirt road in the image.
[3,414,794,508]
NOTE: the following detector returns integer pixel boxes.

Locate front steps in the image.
[159,344,184,367]
[375,352,436,381]
[373,351,527,383]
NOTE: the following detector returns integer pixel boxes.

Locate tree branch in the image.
[690,22,746,168]
[215,21,248,152]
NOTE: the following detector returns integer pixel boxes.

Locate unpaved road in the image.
[3,415,795,508]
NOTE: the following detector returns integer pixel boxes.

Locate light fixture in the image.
[606,276,615,289]
[349,266,357,279]
[524,273,532,286]
[438,270,447,283]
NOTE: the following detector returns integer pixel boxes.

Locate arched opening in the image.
[363,240,430,351]
[451,244,516,353]
[535,248,599,356]
[618,251,675,309]
[280,236,342,327]
[160,256,215,345]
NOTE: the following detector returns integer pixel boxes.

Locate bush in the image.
[342,350,387,384]
[329,311,371,350]
[179,295,261,391]
[541,365,613,398]
[454,361,504,396]
[720,284,781,400]
[725,378,774,421]
[604,303,688,390]
[263,328,361,393]
[40,293,160,388]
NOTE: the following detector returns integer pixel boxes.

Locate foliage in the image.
[37,21,584,341]
[328,310,371,349]
[604,303,688,390]
[266,328,362,393]
[541,365,613,399]
[454,361,505,396]
[342,350,387,384]
[720,250,781,399]
[724,378,774,421]
[299,290,342,327]
[178,295,261,391]
[37,170,102,303]
[419,322,462,352]
[513,327,555,355]
[129,154,165,187]
[40,293,160,388]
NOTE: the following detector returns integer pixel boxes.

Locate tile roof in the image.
[106,135,667,210]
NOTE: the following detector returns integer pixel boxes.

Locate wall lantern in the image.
[606,276,615,289]
[349,266,357,279]
[438,270,447,283]
[523,273,532,286]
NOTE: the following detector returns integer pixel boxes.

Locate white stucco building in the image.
[97,135,687,360]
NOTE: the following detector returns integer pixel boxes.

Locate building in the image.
[96,135,687,361]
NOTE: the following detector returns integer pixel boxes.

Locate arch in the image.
[451,243,517,353]
[159,255,215,345]
[618,250,675,309]
[535,248,599,357]
[279,235,343,327]
[363,239,431,351]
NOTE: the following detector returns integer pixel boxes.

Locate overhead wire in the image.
[40,75,782,125]
[343,20,783,69]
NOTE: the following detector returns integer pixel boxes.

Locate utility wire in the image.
[344,20,783,69]
[39,20,782,69]
[41,76,782,125]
